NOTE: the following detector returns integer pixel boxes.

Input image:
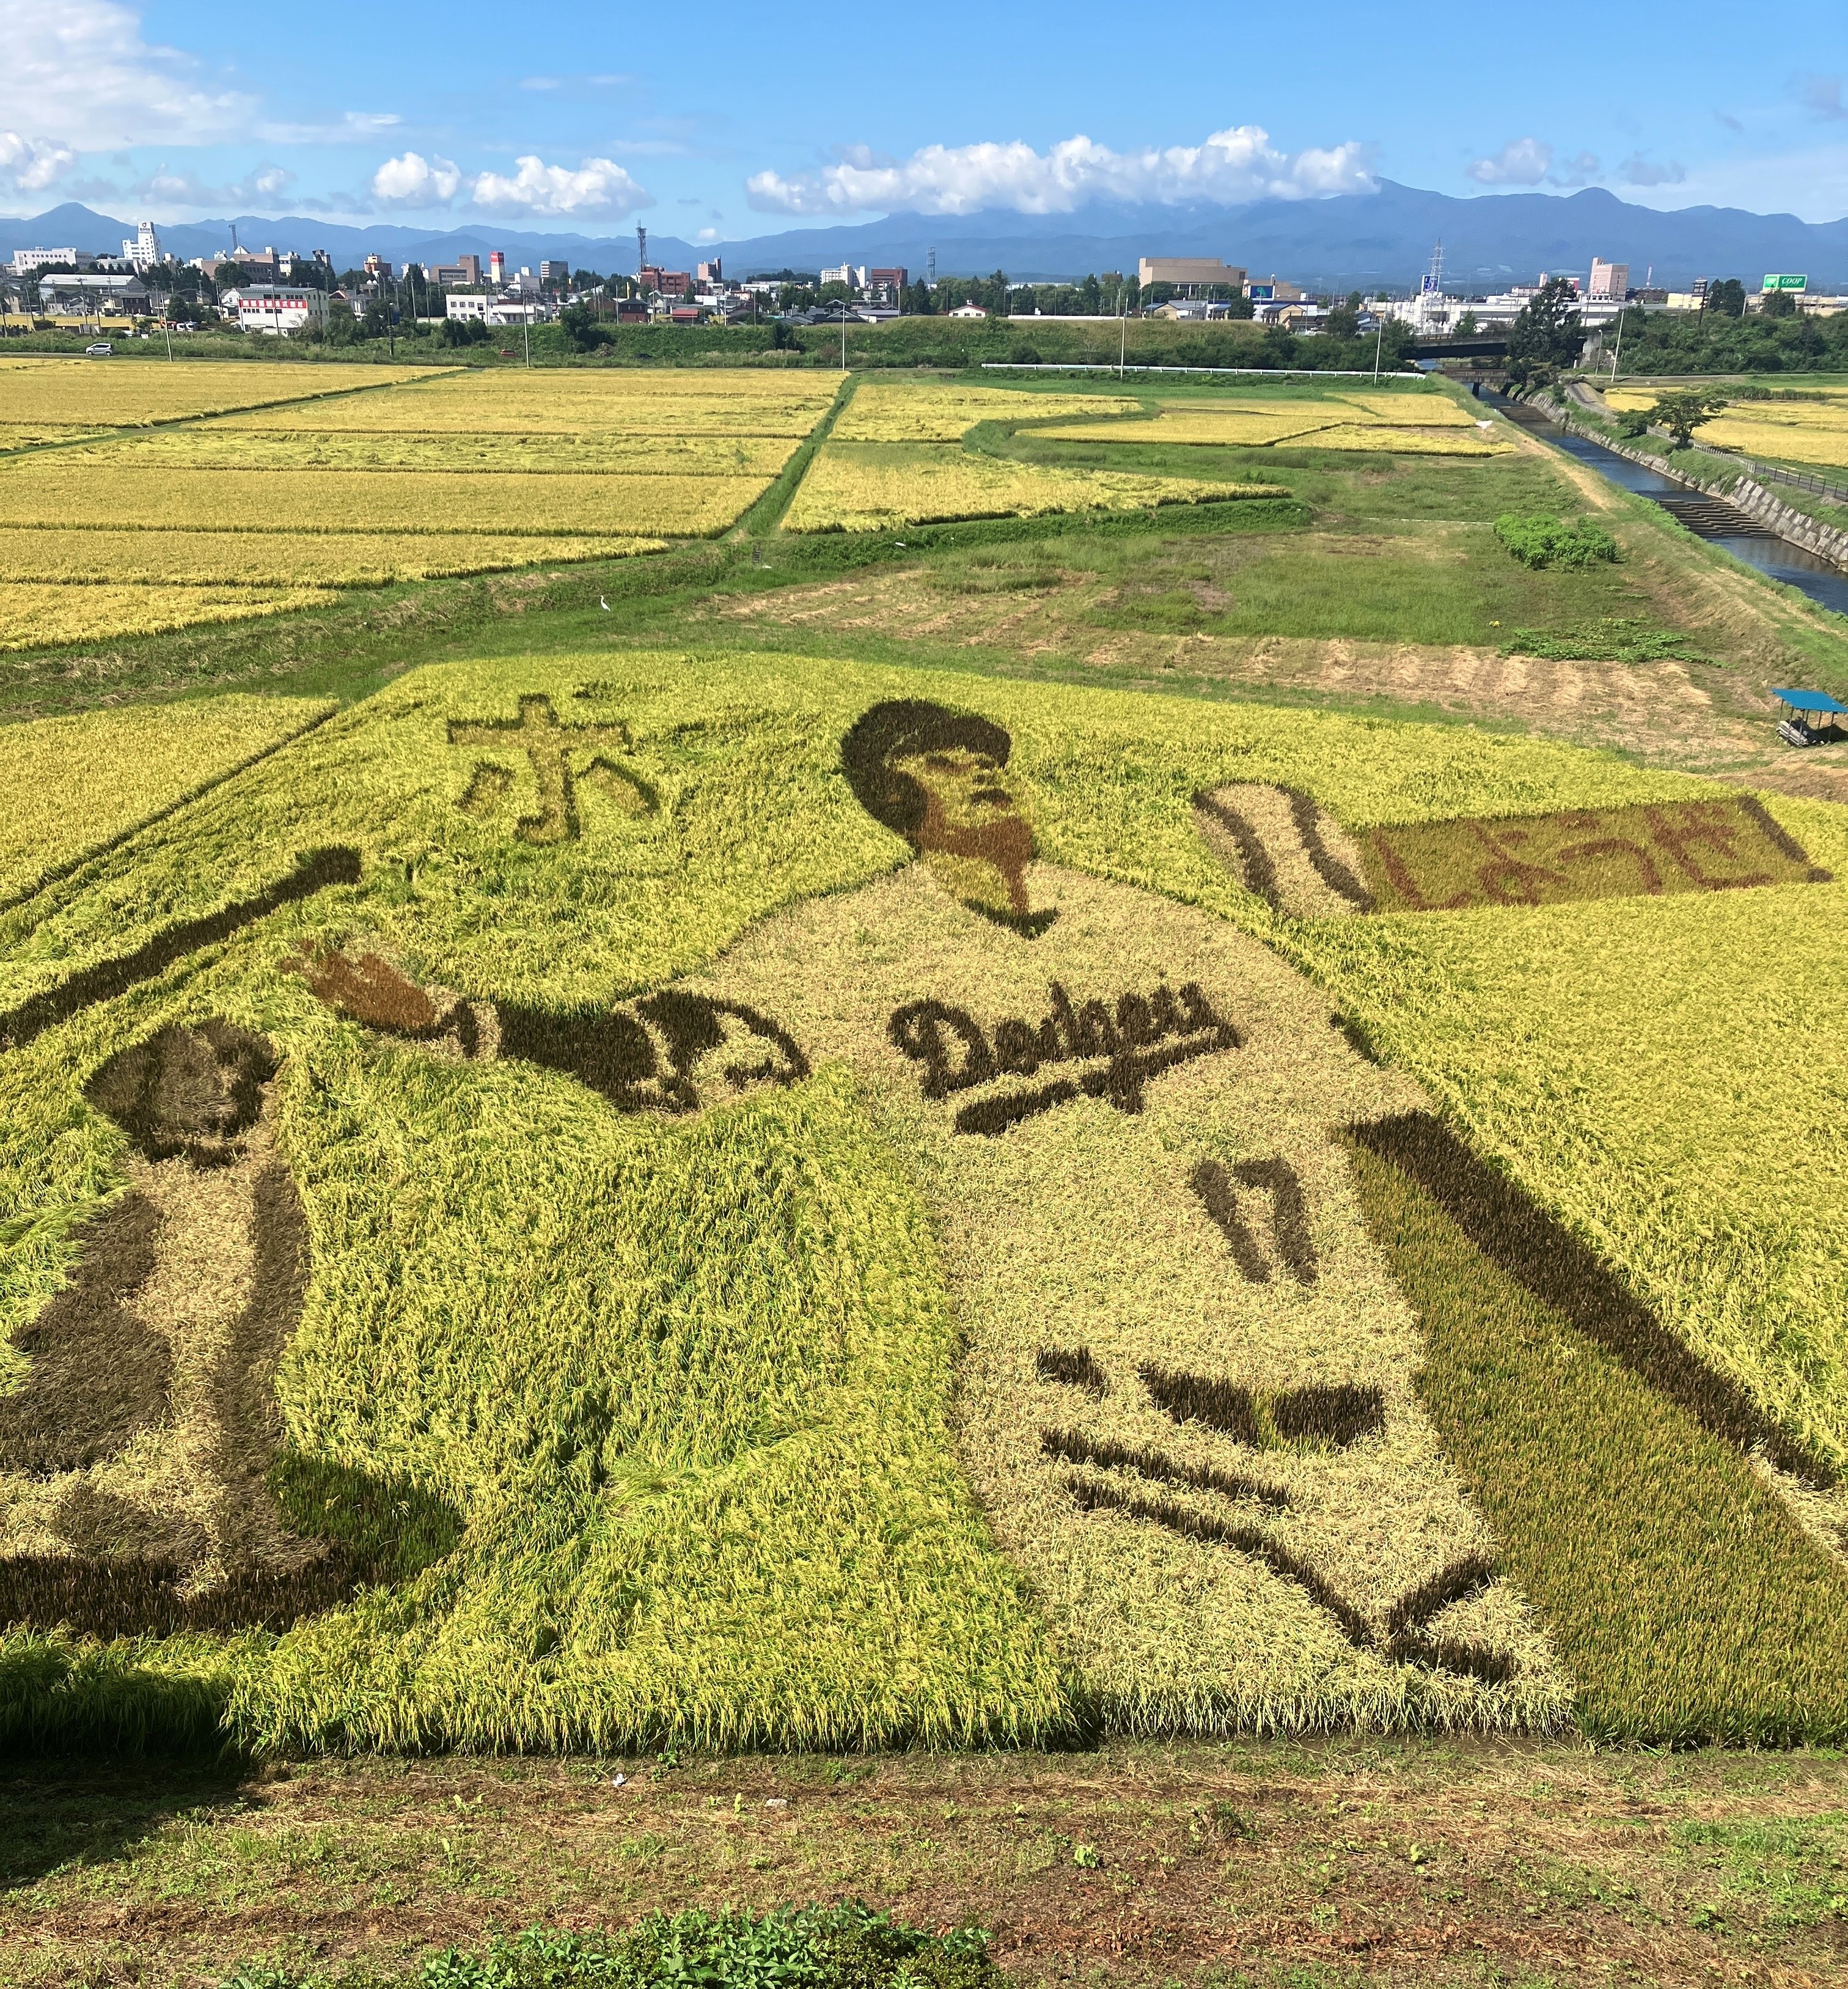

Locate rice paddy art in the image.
[2,649,1843,1752]
[1195,784,1828,916]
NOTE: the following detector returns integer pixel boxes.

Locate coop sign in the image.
[1761,274,1808,292]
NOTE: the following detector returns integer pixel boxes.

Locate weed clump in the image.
[218,1903,999,1989]
[1494,513,1619,570]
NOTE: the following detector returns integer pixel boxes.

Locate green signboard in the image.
[1761,273,1808,292]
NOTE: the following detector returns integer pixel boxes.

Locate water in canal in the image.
[1493,398,1848,620]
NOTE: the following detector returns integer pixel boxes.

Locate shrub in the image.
[1493,513,1619,569]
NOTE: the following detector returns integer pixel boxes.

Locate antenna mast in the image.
[636,224,647,277]
[1421,239,1443,295]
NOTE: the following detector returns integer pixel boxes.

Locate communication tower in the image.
[1420,240,1444,296]
[927,246,936,284]
[637,224,647,277]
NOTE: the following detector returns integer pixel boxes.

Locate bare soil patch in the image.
[720,567,1781,769]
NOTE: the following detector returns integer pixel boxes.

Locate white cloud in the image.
[746,125,1376,217]
[0,130,78,193]
[261,111,402,145]
[518,73,634,92]
[135,161,297,208]
[470,153,651,218]
[0,0,254,152]
[372,150,462,206]
[1467,137,1552,186]
[1620,154,1687,188]
[695,227,720,242]
[1467,137,1601,189]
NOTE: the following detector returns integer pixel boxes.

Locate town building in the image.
[10,246,89,274]
[222,285,329,334]
[1588,258,1629,300]
[197,247,283,281]
[433,255,483,289]
[1137,256,1248,294]
[820,263,868,289]
[696,259,723,283]
[122,221,161,270]
[539,259,570,286]
[947,302,988,318]
[488,251,506,286]
[34,272,150,318]
[867,266,907,303]
[364,254,393,281]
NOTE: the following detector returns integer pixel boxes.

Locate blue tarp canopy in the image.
[1772,687,1848,715]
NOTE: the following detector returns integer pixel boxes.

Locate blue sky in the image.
[4,1,1844,236]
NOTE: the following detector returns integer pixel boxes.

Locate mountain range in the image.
[6,183,1846,292]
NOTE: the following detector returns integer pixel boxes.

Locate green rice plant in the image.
[1348,1132,1848,1742]
[1494,513,1619,569]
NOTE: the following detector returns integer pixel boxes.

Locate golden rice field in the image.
[0,691,334,901]
[783,439,1280,532]
[1605,385,1848,475]
[211,367,841,436]
[1040,391,1506,454]
[0,579,343,651]
[0,355,433,437]
[58,430,798,475]
[0,528,664,586]
[0,466,763,537]
[833,380,1137,442]
[0,361,835,650]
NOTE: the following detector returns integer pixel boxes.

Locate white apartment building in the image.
[122,221,162,270]
[10,246,86,274]
[223,285,329,334]
[820,263,869,288]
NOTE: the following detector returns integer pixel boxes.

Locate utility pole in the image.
[523,312,531,367]
[1120,290,1126,380]
[1373,305,1384,383]
[1608,302,1626,384]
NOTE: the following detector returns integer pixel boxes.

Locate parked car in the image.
[84,341,112,357]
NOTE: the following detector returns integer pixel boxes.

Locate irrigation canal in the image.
[1492,395,1848,619]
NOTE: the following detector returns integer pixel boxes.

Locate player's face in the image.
[897,748,1036,922]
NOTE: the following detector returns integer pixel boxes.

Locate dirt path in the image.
[6,1742,1844,1987]
[720,566,1791,771]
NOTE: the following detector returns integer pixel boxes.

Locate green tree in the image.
[558,303,609,353]
[1505,276,1582,388]
[1324,301,1360,340]
[1705,278,1747,318]
[1761,287,1797,319]
[1454,307,1479,337]
[1649,388,1729,447]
